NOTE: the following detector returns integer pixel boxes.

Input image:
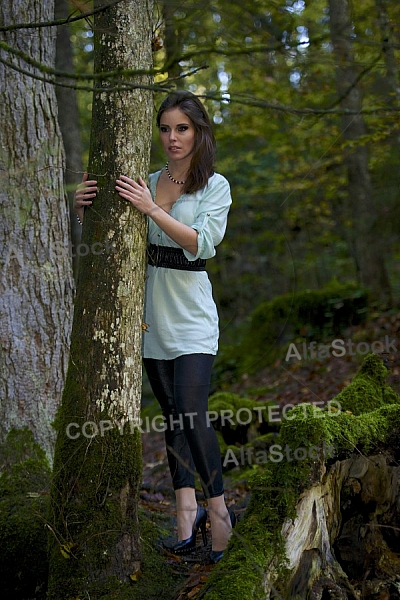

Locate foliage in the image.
[150,0,400,320]
[66,3,95,167]
[3,1,400,594]
[64,0,400,327]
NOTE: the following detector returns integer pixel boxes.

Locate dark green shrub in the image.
[234,281,368,373]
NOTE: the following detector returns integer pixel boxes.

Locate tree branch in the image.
[0,54,206,93]
[0,39,160,79]
[1,48,398,115]
[199,93,400,115]
[325,53,383,111]
[0,0,124,32]
[1,42,398,116]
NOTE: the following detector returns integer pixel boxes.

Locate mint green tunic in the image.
[142,170,232,360]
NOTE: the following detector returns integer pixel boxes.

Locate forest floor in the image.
[139,310,400,600]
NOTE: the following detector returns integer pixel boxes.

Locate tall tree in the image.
[55,0,85,280]
[327,0,391,305]
[376,0,399,103]
[162,0,182,79]
[47,0,154,596]
[0,0,74,461]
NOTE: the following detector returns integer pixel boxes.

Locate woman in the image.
[74,91,233,563]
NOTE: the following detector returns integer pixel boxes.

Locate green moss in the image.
[202,355,400,599]
[48,358,145,597]
[70,508,180,600]
[229,281,368,374]
[140,398,162,422]
[0,426,49,473]
[208,392,283,482]
[209,392,261,439]
[47,420,143,598]
[120,508,183,600]
[332,352,398,415]
[0,429,51,599]
[209,392,261,422]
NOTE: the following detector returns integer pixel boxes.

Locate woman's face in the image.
[158,108,196,163]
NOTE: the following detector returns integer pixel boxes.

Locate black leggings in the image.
[143,354,224,498]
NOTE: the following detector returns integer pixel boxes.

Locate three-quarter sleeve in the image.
[183,174,232,261]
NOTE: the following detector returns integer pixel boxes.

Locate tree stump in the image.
[282,451,400,599]
[203,354,400,600]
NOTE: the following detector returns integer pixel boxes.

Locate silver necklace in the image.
[165,162,186,185]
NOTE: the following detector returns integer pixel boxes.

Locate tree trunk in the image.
[55,0,84,281]
[162,1,183,79]
[47,0,154,596]
[0,0,74,462]
[376,0,400,103]
[328,0,391,307]
[373,0,400,238]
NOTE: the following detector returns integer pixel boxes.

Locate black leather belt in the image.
[147,243,206,271]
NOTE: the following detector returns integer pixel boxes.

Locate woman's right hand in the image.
[74,171,98,212]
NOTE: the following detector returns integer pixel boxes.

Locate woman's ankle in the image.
[207,497,232,552]
[177,505,198,540]
[175,488,198,541]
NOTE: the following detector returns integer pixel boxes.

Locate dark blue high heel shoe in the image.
[209,510,236,564]
[170,505,208,555]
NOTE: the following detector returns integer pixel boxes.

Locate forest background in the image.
[1,0,400,598]
[70,0,400,397]
[73,0,400,340]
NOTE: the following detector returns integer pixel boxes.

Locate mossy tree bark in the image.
[328,0,392,307]
[47,0,154,597]
[0,0,74,462]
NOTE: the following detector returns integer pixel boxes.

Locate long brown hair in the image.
[156,91,216,194]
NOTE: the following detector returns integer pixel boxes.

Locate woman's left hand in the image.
[115,175,155,216]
